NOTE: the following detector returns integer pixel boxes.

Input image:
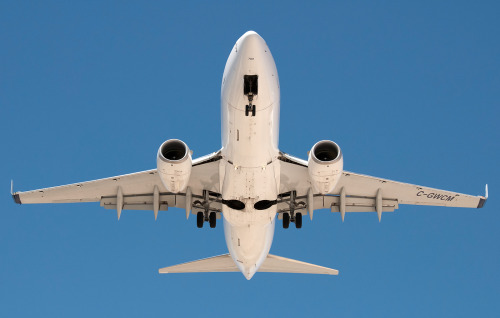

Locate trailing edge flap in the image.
[158,254,338,275]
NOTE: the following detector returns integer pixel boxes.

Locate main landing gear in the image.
[280,190,304,229]
[282,212,302,229]
[194,190,219,229]
[196,211,217,229]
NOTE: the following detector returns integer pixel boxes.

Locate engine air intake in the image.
[160,139,188,161]
[312,140,341,163]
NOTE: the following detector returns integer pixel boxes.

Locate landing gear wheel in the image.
[251,106,256,116]
[209,212,216,228]
[197,212,204,228]
[295,212,302,229]
[245,105,250,116]
[283,213,290,229]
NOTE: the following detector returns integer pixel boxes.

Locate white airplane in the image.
[12,31,488,280]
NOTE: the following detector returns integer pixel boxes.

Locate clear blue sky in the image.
[1,1,498,317]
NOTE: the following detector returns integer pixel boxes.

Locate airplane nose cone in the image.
[237,31,266,53]
[239,30,261,42]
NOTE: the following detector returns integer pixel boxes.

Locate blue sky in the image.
[1,1,498,317]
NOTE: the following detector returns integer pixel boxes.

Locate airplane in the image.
[12,31,488,280]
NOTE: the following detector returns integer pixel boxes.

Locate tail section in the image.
[158,254,338,277]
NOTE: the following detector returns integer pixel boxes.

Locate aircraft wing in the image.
[278,153,487,219]
[12,152,222,218]
[334,171,487,208]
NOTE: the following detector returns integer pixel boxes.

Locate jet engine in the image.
[307,140,343,194]
[157,139,192,193]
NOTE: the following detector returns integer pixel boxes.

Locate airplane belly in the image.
[220,160,278,279]
[223,213,275,279]
[223,104,279,167]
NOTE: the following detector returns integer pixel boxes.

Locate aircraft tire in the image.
[209,212,216,228]
[197,212,204,228]
[295,212,302,229]
[283,213,290,229]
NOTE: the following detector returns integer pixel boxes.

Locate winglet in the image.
[11,180,21,204]
[477,184,488,208]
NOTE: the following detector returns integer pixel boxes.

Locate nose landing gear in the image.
[245,103,256,117]
[244,75,258,117]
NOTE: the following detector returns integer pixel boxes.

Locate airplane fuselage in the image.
[220,31,280,279]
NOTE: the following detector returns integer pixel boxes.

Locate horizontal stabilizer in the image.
[260,254,338,275]
[158,254,338,275]
[159,254,238,273]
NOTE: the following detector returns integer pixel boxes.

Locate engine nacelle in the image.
[157,139,192,193]
[308,140,343,194]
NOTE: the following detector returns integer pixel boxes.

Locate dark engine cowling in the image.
[157,139,192,193]
[307,140,343,194]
